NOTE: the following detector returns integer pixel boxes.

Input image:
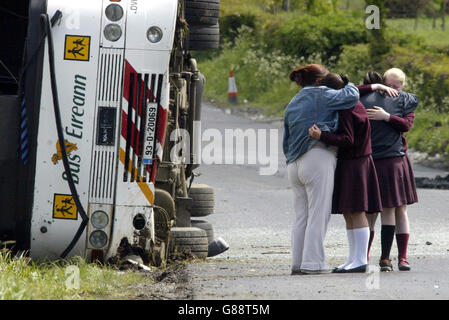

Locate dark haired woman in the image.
[308,73,397,273]
[284,64,360,275]
[361,69,418,272]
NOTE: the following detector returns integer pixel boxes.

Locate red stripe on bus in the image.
[121,110,141,141]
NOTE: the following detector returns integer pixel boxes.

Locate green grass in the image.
[0,250,153,300]
[387,17,449,46]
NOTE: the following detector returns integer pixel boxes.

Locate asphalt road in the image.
[186,103,449,300]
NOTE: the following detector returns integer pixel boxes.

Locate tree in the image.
[303,0,332,15]
[414,0,433,30]
[305,0,314,12]
[441,0,447,30]
[429,0,440,28]
[282,0,290,11]
[366,0,391,66]
[425,0,447,30]
[331,0,339,12]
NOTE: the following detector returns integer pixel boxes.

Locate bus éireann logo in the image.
[64,35,91,62]
[52,140,78,165]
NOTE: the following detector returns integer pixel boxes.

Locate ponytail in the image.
[339,74,349,86]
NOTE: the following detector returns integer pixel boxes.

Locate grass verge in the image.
[0,249,153,300]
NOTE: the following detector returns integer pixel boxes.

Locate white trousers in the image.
[287,145,337,271]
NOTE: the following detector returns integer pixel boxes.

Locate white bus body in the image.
[30,0,177,261]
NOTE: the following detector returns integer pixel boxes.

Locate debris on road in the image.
[415,175,449,190]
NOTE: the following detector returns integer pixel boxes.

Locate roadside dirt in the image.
[126,261,194,300]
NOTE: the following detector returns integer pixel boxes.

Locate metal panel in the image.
[89,48,124,204]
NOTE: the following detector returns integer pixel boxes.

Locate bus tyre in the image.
[169,227,209,260]
[185,0,220,26]
[187,24,220,51]
[191,220,214,244]
[188,184,214,217]
[189,184,214,197]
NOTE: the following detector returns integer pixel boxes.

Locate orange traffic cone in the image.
[228,70,238,104]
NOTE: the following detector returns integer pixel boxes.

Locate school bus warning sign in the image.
[64,35,91,61]
[53,194,78,220]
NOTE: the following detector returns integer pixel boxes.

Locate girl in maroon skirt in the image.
[308,73,398,273]
[360,69,418,272]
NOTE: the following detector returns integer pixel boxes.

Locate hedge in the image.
[262,12,369,62]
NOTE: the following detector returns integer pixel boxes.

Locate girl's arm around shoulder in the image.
[359,83,399,97]
[316,109,355,147]
[324,82,360,111]
[357,84,373,96]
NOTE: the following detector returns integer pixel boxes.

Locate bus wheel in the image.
[187,23,220,51]
[152,206,171,267]
[191,220,214,244]
[188,183,214,217]
[185,0,220,26]
[169,227,209,260]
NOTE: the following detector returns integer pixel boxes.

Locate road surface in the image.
[185,103,449,300]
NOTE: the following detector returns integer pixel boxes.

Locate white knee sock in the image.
[337,229,355,270]
[347,227,369,269]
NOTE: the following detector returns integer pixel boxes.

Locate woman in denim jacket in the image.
[283,64,359,275]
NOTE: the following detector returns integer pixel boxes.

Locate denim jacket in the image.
[283,83,360,164]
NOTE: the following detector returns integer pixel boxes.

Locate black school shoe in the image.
[291,269,304,275]
[379,259,393,272]
[332,264,367,273]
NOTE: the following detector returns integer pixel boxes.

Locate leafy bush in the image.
[219,14,257,43]
[263,13,369,62]
[199,26,326,115]
[335,44,373,82]
[406,110,449,157]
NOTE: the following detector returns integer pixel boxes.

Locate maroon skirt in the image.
[332,155,383,214]
[373,154,418,208]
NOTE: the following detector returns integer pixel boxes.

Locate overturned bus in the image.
[0,0,221,265]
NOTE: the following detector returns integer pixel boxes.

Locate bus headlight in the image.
[89,230,108,248]
[91,210,109,229]
[105,4,124,22]
[147,26,163,43]
[104,24,122,42]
